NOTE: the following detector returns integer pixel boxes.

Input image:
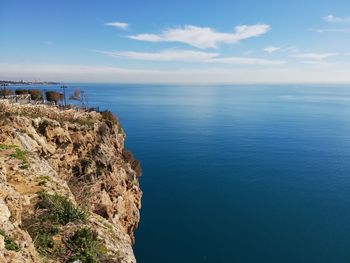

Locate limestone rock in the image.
[0,101,142,263]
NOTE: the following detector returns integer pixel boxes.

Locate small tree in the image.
[15,89,29,95]
[29,89,43,101]
[0,87,13,98]
[45,91,61,104]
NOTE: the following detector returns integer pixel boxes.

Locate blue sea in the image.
[9,84,350,262]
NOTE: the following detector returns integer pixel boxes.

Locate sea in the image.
[6,84,350,262]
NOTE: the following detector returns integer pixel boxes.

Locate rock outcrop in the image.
[0,101,142,263]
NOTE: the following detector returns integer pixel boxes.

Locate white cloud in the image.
[207,57,285,65]
[323,15,350,23]
[1,63,350,84]
[92,49,219,61]
[128,24,270,49]
[92,49,285,65]
[293,53,337,61]
[264,46,281,54]
[104,21,129,30]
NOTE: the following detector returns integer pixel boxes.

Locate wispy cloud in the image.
[128,24,270,49]
[265,45,299,54]
[284,46,299,53]
[92,49,219,62]
[263,46,281,54]
[323,15,350,23]
[207,57,285,65]
[293,53,337,61]
[314,28,350,33]
[92,49,285,65]
[104,21,129,30]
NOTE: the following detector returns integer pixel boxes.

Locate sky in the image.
[0,0,350,84]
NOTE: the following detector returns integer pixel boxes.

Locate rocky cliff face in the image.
[0,101,142,263]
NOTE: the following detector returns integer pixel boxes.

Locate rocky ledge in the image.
[0,101,142,263]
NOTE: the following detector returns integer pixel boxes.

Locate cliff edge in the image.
[0,101,142,263]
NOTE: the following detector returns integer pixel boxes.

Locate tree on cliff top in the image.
[0,87,13,98]
[14,89,43,101]
[15,89,29,95]
[45,91,61,104]
[29,89,43,101]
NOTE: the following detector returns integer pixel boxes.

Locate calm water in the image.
[10,84,350,262]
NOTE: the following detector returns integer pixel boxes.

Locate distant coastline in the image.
[0,80,60,86]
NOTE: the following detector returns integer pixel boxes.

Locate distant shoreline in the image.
[0,80,60,86]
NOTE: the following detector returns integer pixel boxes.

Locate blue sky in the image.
[1,0,350,84]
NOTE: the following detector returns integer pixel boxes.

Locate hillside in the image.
[0,101,142,263]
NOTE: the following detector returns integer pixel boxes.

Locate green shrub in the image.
[5,237,20,251]
[0,229,20,251]
[23,217,60,257]
[33,225,59,256]
[35,175,50,186]
[10,147,28,169]
[0,144,28,169]
[0,144,17,150]
[24,192,87,257]
[10,147,27,162]
[36,191,87,225]
[65,228,108,263]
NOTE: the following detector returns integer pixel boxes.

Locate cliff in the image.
[0,101,142,263]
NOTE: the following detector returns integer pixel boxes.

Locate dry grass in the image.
[0,100,103,126]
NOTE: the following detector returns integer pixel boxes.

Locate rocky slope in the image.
[0,101,142,263]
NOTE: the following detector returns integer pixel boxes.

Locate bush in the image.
[101,110,118,124]
[0,144,28,169]
[35,231,55,254]
[36,191,87,225]
[65,228,108,263]
[0,229,20,251]
[45,91,61,104]
[0,88,13,97]
[23,215,61,257]
[32,224,59,256]
[15,89,29,95]
[0,144,17,150]
[29,89,43,101]
[10,147,27,162]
